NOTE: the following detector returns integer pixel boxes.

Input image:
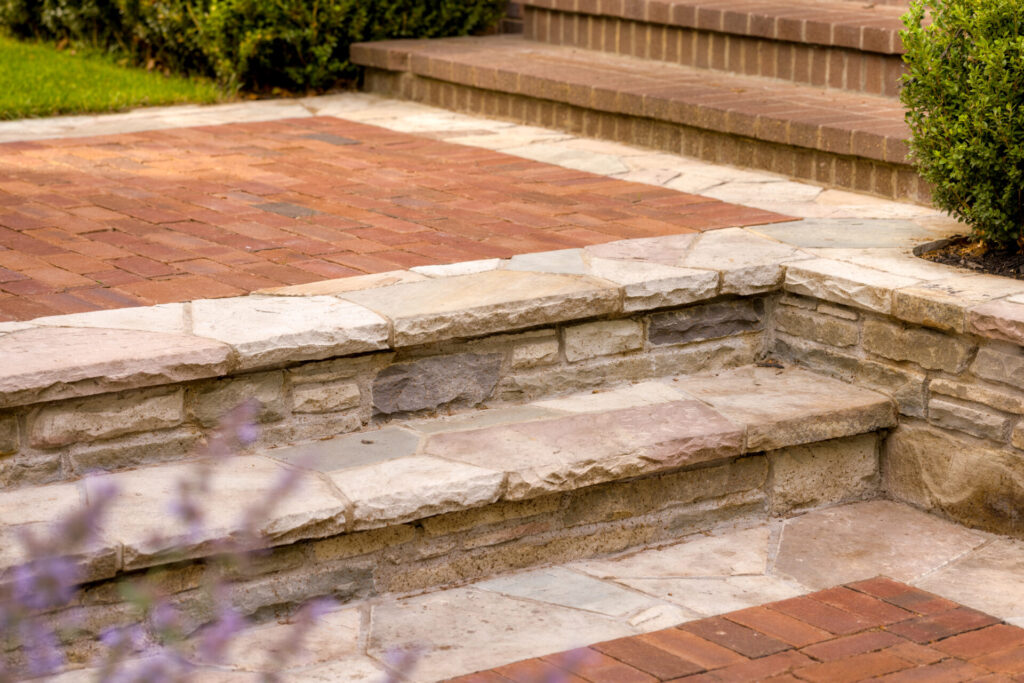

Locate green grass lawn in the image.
[0,35,225,120]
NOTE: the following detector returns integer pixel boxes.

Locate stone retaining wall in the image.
[771,292,1024,537]
[0,296,767,489]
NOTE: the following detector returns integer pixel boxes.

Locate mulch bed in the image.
[921,234,1024,280]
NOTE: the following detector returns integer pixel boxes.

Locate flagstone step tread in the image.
[0,365,895,583]
[521,0,908,55]
[350,36,909,165]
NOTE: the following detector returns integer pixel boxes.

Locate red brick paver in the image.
[0,117,790,321]
[452,579,1024,682]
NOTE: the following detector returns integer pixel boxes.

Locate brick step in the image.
[519,0,908,97]
[352,36,922,201]
[0,366,895,634]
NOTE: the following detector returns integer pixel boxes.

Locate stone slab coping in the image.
[521,0,908,54]
[5,223,1024,411]
[0,365,896,584]
[350,36,910,164]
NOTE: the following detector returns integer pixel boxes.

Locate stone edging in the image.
[2,223,1020,412]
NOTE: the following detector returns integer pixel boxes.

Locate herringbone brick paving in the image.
[450,578,1024,682]
[0,116,789,322]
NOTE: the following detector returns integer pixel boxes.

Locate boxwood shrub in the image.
[901,0,1024,248]
[0,0,506,91]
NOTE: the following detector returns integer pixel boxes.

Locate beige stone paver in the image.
[41,499,1024,681]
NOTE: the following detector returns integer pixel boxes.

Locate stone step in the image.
[352,36,921,201]
[519,0,909,97]
[0,365,895,623]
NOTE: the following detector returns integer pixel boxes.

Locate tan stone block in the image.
[785,259,918,314]
[309,525,417,562]
[0,415,17,455]
[67,426,201,475]
[817,302,859,321]
[562,456,767,527]
[421,496,561,537]
[425,400,743,500]
[329,456,505,531]
[1012,422,1024,451]
[863,319,971,373]
[929,378,1024,415]
[192,372,286,427]
[339,270,621,347]
[0,327,230,409]
[883,421,1024,535]
[774,335,927,419]
[928,397,1010,442]
[30,387,184,449]
[769,434,879,514]
[563,319,644,362]
[676,366,896,452]
[191,295,389,371]
[511,334,560,368]
[292,380,361,414]
[971,344,1024,390]
[894,275,1024,333]
[969,299,1024,345]
[774,306,859,348]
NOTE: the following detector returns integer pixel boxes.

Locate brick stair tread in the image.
[0,365,895,584]
[522,0,908,54]
[351,36,910,165]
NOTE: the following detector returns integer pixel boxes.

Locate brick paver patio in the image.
[0,116,789,321]
[452,577,1024,682]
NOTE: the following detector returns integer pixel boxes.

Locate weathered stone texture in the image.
[563,319,643,362]
[774,306,858,348]
[648,299,764,346]
[884,421,1024,536]
[927,397,1009,442]
[971,345,1024,390]
[0,416,17,456]
[372,353,502,414]
[785,259,917,314]
[29,388,184,449]
[292,381,361,414]
[340,269,620,346]
[192,372,286,427]
[770,434,879,514]
[774,335,928,418]
[508,331,560,368]
[67,427,201,475]
[929,378,1024,416]
[863,319,971,373]
[968,300,1024,345]
[562,456,766,527]
[0,327,230,409]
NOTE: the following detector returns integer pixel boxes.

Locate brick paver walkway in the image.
[452,577,1024,682]
[0,117,789,321]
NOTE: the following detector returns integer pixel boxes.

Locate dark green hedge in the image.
[0,0,506,91]
[901,0,1024,248]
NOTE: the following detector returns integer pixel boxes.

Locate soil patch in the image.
[921,235,1024,280]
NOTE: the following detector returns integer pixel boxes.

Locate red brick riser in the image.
[363,70,930,205]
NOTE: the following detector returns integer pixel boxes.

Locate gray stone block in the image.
[372,353,502,414]
[648,299,764,346]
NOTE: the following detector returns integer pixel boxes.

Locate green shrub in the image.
[1,0,506,92]
[901,0,1024,248]
[202,0,505,92]
[0,0,46,38]
[115,0,211,74]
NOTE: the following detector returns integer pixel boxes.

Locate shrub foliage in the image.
[901,0,1024,248]
[0,0,505,91]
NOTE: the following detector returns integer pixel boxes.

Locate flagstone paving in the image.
[0,115,788,321]
[47,500,1019,682]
